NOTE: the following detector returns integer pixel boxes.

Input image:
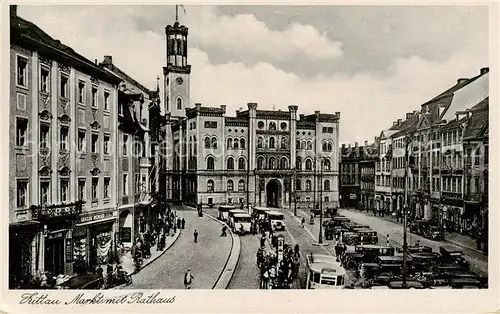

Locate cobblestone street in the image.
[121,208,232,289]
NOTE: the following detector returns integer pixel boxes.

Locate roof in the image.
[11,14,121,85]
[463,98,489,141]
[442,73,489,122]
[391,114,419,138]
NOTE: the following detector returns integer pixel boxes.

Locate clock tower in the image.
[163,17,191,119]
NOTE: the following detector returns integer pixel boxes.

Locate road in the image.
[337,209,488,277]
[121,209,232,289]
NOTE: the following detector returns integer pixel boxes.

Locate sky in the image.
[17,5,489,143]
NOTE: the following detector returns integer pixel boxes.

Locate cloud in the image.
[17,5,488,144]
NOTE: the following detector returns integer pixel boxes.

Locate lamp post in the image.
[293,167,298,216]
[402,134,413,288]
[313,157,328,246]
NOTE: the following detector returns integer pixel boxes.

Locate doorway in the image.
[266,179,282,208]
[45,237,65,275]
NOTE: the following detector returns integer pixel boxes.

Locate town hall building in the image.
[160,18,341,211]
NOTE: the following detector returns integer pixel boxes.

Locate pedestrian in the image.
[301,217,305,228]
[193,230,199,243]
[221,226,227,237]
[181,218,186,229]
[184,268,194,289]
[177,217,181,230]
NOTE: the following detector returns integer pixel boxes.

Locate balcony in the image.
[31,201,84,221]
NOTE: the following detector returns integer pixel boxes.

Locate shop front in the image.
[31,202,83,277]
[9,221,40,288]
[74,209,117,272]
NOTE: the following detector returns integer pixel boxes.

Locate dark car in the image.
[58,273,104,290]
[423,226,445,241]
[387,280,426,289]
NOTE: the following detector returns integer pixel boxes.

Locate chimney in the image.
[397,119,402,124]
[406,112,412,119]
[457,78,468,85]
[355,142,358,147]
[94,59,98,64]
[364,140,368,147]
[299,114,304,120]
[10,5,17,17]
[392,121,397,126]
[103,55,113,65]
[480,67,489,75]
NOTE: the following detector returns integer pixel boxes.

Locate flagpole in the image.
[175,5,178,23]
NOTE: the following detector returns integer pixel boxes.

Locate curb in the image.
[205,213,241,290]
[111,229,181,289]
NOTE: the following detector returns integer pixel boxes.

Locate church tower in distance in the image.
[163,15,191,119]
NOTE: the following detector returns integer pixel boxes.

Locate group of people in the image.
[256,233,301,289]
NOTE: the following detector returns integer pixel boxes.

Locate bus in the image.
[252,207,272,220]
[232,213,252,234]
[227,209,247,228]
[266,210,285,231]
[305,253,346,289]
[218,205,236,221]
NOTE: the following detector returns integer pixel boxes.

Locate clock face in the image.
[176,77,184,85]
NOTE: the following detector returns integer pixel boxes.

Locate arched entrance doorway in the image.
[266,179,282,208]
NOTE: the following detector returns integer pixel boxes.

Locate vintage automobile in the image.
[354,229,379,245]
[409,219,432,235]
[338,231,362,246]
[322,215,350,227]
[409,251,442,272]
[342,244,395,271]
[439,246,470,271]
[449,277,484,289]
[423,225,445,241]
[376,255,413,275]
[387,280,426,289]
[58,273,104,290]
[342,221,370,231]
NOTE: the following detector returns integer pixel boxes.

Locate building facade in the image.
[360,139,378,212]
[160,19,340,211]
[340,143,362,208]
[9,7,122,286]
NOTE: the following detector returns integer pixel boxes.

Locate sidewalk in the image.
[347,208,485,255]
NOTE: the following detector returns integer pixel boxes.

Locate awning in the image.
[75,216,116,227]
[9,220,40,228]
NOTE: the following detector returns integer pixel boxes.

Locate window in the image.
[40,181,50,205]
[240,138,246,149]
[123,174,128,195]
[301,140,306,150]
[305,159,312,171]
[269,122,276,130]
[327,142,333,151]
[78,179,86,201]
[177,97,182,110]
[238,157,245,170]
[269,157,276,169]
[211,137,217,149]
[207,156,215,170]
[322,141,327,151]
[60,75,68,98]
[207,179,214,192]
[16,118,28,147]
[257,156,264,169]
[104,177,110,198]
[324,196,330,202]
[204,121,218,128]
[60,126,69,150]
[17,93,27,110]
[257,136,264,148]
[258,121,264,129]
[306,196,311,202]
[91,87,97,107]
[296,140,300,150]
[227,180,234,192]
[307,141,312,150]
[269,137,275,149]
[323,159,331,171]
[17,56,28,87]
[77,130,86,152]
[306,180,312,191]
[91,133,99,153]
[296,179,302,191]
[324,180,330,191]
[280,137,287,149]
[296,157,302,170]
[78,81,85,103]
[103,134,110,155]
[233,138,239,149]
[227,157,234,170]
[40,67,50,92]
[280,157,288,169]
[238,180,245,192]
[227,138,232,149]
[40,124,50,148]
[281,122,287,130]
[104,91,110,111]
[60,179,69,202]
[484,145,489,164]
[17,180,27,207]
[92,178,98,199]
[122,135,128,155]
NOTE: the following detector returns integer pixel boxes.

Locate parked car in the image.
[423,226,445,241]
[58,273,104,290]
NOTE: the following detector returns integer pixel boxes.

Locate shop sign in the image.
[65,238,73,263]
[79,211,115,224]
[47,230,65,240]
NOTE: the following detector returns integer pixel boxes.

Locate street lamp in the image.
[402,133,414,288]
[313,157,328,247]
[293,167,298,217]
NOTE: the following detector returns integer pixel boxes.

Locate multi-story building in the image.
[360,139,378,211]
[160,19,340,211]
[9,6,122,286]
[463,98,488,253]
[390,112,419,217]
[99,55,160,247]
[340,142,363,208]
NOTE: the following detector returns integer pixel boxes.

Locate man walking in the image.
[181,218,186,229]
[193,230,199,243]
[184,268,194,289]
